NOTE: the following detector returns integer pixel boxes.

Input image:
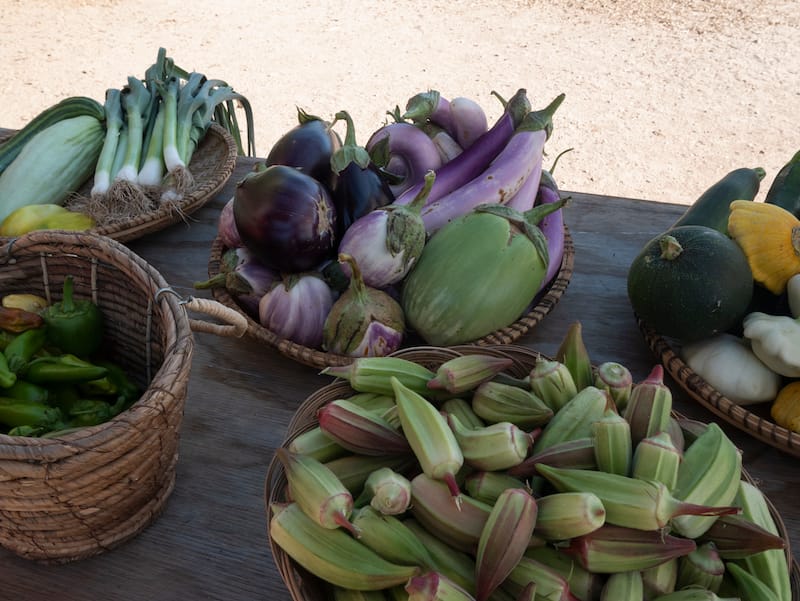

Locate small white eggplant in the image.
[681,333,781,405]
[258,272,334,349]
[323,254,405,357]
[337,171,434,289]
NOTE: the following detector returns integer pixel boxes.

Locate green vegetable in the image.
[401,199,565,346]
[65,398,126,428]
[2,379,49,403]
[0,114,105,224]
[765,149,800,217]
[41,276,104,357]
[3,327,47,373]
[0,96,105,174]
[0,397,64,430]
[627,225,754,342]
[0,353,16,388]
[668,167,766,235]
[22,354,108,385]
[79,360,141,406]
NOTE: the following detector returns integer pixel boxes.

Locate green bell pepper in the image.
[41,275,104,357]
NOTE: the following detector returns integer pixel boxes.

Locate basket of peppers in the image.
[0,229,246,563]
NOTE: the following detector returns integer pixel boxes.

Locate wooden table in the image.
[0,153,796,600]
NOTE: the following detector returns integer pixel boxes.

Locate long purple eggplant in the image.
[419,94,565,234]
[392,89,532,207]
[534,169,567,292]
[365,122,442,197]
[504,161,543,213]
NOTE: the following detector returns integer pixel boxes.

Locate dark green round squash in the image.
[627,225,753,342]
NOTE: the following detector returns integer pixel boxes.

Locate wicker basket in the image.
[637,316,800,459]
[0,123,237,243]
[208,228,575,369]
[0,230,246,563]
[265,345,800,601]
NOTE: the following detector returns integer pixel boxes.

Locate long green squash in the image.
[0,115,105,224]
[401,201,564,346]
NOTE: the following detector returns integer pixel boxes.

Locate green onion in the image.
[91,88,124,197]
[114,76,152,183]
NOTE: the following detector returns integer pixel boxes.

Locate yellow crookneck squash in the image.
[727,200,800,295]
[772,380,800,434]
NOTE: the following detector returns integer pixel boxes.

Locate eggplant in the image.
[217,196,243,248]
[401,199,567,347]
[419,94,564,234]
[402,90,458,136]
[258,272,334,349]
[392,88,531,208]
[330,110,394,239]
[365,122,442,197]
[534,169,568,292]
[265,108,341,190]
[194,247,277,318]
[233,164,337,273]
[449,96,489,149]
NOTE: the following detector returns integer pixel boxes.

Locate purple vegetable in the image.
[365,122,442,197]
[218,196,243,248]
[338,171,434,288]
[234,164,337,273]
[427,127,463,163]
[392,88,531,207]
[449,96,488,149]
[402,90,457,135]
[505,162,543,213]
[194,247,277,318]
[258,272,334,349]
[534,170,567,292]
[419,94,566,234]
[322,254,405,357]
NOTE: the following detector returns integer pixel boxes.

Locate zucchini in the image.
[765,149,800,217]
[627,225,753,342]
[669,167,766,235]
[0,115,105,224]
[0,96,105,174]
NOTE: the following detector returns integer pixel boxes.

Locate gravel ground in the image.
[2,0,799,204]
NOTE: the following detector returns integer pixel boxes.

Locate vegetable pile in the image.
[268,322,792,600]
[0,278,141,437]
[203,88,571,356]
[0,47,255,235]
[626,149,800,434]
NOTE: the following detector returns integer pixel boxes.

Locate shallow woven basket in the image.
[207,227,575,369]
[0,123,237,243]
[0,229,195,563]
[637,316,800,460]
[264,345,800,601]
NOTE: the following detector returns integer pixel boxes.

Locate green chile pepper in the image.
[3,327,47,374]
[2,380,49,403]
[79,360,141,405]
[65,399,122,428]
[0,353,17,388]
[0,330,16,351]
[41,276,104,357]
[22,354,108,385]
[0,397,64,430]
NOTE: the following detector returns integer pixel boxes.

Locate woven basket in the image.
[637,316,800,460]
[264,345,800,601]
[0,230,246,563]
[0,123,237,243]
[207,228,575,369]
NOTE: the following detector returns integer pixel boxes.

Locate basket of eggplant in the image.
[202,88,575,369]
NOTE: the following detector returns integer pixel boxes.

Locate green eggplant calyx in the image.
[405,170,436,214]
[296,106,326,126]
[402,90,441,123]
[517,93,566,140]
[330,110,370,174]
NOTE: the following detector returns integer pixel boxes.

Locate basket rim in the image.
[0,229,194,450]
[264,344,800,601]
[208,227,575,369]
[636,315,800,459]
[0,123,237,244]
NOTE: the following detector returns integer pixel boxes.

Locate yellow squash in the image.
[772,380,800,433]
[727,199,800,294]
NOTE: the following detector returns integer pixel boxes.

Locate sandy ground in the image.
[2,0,799,205]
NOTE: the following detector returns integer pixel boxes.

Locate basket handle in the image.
[183,297,248,338]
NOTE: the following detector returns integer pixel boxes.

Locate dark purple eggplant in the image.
[265,108,341,190]
[233,164,337,273]
[330,110,394,239]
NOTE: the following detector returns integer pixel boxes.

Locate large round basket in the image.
[637,316,800,460]
[0,230,194,563]
[264,345,800,601]
[207,228,575,369]
[0,123,237,243]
